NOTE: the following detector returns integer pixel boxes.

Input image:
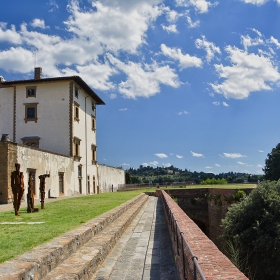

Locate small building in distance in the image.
[0,68,124,204]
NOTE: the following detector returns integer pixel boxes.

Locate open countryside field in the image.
[0,184,255,263]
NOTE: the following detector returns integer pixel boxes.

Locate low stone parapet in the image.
[161,190,248,280]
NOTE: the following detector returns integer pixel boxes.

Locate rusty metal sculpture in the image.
[27,172,35,213]
[39,173,50,209]
[11,163,25,216]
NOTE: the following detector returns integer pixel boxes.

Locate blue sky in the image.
[1,0,280,174]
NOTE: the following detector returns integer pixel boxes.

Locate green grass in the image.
[0,190,144,263]
[0,184,255,263]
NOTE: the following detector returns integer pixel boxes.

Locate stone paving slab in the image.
[92,196,178,280]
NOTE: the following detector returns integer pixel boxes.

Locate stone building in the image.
[0,68,125,204]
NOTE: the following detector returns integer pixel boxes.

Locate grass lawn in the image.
[0,190,144,263]
[0,184,255,263]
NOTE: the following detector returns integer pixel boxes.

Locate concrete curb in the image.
[0,193,149,280]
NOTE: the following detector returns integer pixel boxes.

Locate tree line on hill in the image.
[125,165,263,185]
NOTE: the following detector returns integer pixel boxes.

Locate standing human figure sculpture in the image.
[27,172,35,213]
[39,173,50,209]
[11,163,25,216]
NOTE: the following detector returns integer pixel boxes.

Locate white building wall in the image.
[73,84,98,195]
[97,164,125,193]
[15,82,70,155]
[0,87,14,138]
[16,145,75,200]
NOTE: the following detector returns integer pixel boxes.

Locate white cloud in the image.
[178,110,189,115]
[48,0,59,12]
[119,108,128,111]
[237,161,247,165]
[155,153,168,158]
[162,24,178,33]
[269,36,280,48]
[191,151,204,157]
[241,34,264,51]
[258,150,264,153]
[241,0,268,5]
[0,23,22,44]
[215,163,221,167]
[186,16,200,28]
[213,101,220,105]
[142,161,159,167]
[121,163,130,166]
[176,154,183,158]
[222,101,229,107]
[107,54,180,99]
[223,153,247,158]
[161,44,203,69]
[176,0,217,13]
[110,94,117,99]
[195,35,221,62]
[65,0,161,54]
[257,164,263,168]
[205,166,213,168]
[30,19,49,29]
[211,46,280,99]
[162,163,172,167]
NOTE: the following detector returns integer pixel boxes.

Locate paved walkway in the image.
[92,196,178,280]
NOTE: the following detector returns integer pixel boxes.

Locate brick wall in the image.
[0,141,17,204]
[161,190,248,280]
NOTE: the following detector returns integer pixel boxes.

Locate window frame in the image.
[24,103,38,123]
[74,101,80,122]
[91,144,97,164]
[26,86,37,98]
[59,172,64,195]
[73,137,82,161]
[21,136,40,148]
[91,115,96,131]
[74,86,79,98]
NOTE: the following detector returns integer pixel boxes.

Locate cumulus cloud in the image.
[107,54,180,99]
[175,0,217,13]
[162,163,172,167]
[195,35,221,62]
[213,101,220,105]
[162,24,178,33]
[155,153,168,158]
[258,150,264,153]
[30,19,49,29]
[0,23,21,44]
[223,153,247,158]
[186,16,200,28]
[191,151,204,157]
[161,44,202,69]
[176,154,183,158]
[241,0,269,5]
[223,101,229,107]
[119,108,128,111]
[211,45,280,99]
[142,161,159,167]
[215,163,221,167]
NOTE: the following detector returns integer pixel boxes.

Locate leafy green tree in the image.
[125,171,132,184]
[222,181,280,279]
[263,143,280,181]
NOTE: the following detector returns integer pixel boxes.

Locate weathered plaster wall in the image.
[97,164,125,193]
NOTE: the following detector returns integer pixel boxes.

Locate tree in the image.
[125,172,132,184]
[222,181,280,279]
[263,143,280,181]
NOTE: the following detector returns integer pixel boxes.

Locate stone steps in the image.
[0,193,149,280]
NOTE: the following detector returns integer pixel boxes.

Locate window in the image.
[21,136,40,148]
[73,137,81,161]
[92,102,96,115]
[26,86,37,98]
[79,179,82,194]
[91,115,96,131]
[24,103,38,123]
[78,165,82,178]
[74,102,80,122]
[91,144,97,164]
[93,175,96,194]
[59,173,64,194]
[87,175,90,194]
[75,86,79,98]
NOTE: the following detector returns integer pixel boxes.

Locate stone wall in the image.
[0,141,17,204]
[161,190,248,280]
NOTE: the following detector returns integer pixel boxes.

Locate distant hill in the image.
[126,165,263,185]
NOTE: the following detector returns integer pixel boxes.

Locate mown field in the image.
[0,184,255,263]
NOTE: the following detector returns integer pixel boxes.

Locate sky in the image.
[1,0,280,175]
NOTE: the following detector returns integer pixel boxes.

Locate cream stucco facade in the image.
[0,68,125,203]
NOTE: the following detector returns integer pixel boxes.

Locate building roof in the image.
[0,76,105,105]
